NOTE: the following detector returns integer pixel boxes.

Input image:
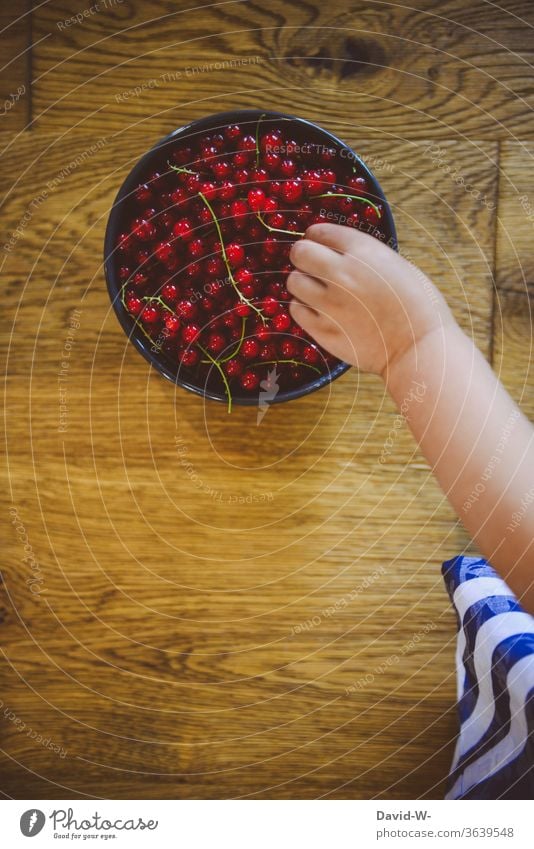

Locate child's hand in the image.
[287,224,455,378]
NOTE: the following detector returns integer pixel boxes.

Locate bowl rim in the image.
[104,108,398,406]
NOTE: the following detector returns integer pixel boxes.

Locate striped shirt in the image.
[443,556,534,799]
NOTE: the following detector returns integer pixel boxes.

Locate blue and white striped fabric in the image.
[442,556,534,799]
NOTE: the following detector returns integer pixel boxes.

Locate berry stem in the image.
[317,193,382,217]
[200,317,247,366]
[198,343,233,413]
[252,358,322,375]
[256,211,305,237]
[199,192,266,323]
[218,317,247,363]
[169,164,197,176]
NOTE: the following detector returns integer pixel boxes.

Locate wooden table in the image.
[1,0,533,800]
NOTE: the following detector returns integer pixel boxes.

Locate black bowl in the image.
[104,108,397,406]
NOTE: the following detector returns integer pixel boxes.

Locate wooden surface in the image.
[1,0,533,800]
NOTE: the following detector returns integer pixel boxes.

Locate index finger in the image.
[306,222,376,254]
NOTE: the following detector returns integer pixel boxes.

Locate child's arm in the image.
[288,224,534,614]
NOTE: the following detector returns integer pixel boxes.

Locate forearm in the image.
[385,322,534,613]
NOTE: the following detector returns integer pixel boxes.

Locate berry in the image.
[225,358,243,378]
[348,175,368,193]
[240,134,256,151]
[218,180,237,200]
[303,344,320,364]
[133,218,156,241]
[282,179,303,203]
[180,348,199,367]
[225,124,241,141]
[240,369,260,391]
[188,238,207,259]
[226,242,245,268]
[263,151,280,170]
[207,332,227,354]
[273,312,291,332]
[164,313,181,335]
[186,261,201,280]
[212,160,231,179]
[234,168,250,185]
[303,169,323,196]
[247,188,266,212]
[135,183,152,203]
[259,342,277,360]
[186,173,201,193]
[177,299,197,320]
[155,241,173,262]
[280,158,297,177]
[364,205,380,225]
[182,323,200,344]
[280,339,297,358]
[260,130,282,152]
[172,218,193,241]
[126,295,143,316]
[141,304,160,326]
[231,199,249,229]
[206,256,225,277]
[242,338,260,359]
[233,150,250,167]
[161,282,178,303]
[200,180,217,200]
[251,167,268,183]
[261,296,280,316]
[321,168,336,185]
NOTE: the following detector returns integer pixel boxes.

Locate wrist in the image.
[381,319,465,397]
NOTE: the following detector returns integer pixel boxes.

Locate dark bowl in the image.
[104,108,397,406]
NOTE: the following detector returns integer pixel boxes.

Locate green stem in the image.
[198,344,233,413]
[211,318,247,364]
[256,211,305,237]
[253,359,322,375]
[199,192,266,323]
[200,316,247,366]
[169,164,197,176]
[317,193,382,218]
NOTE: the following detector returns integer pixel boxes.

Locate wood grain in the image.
[0,124,497,798]
[496,141,534,296]
[29,0,534,139]
[0,2,31,133]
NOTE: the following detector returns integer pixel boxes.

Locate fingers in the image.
[289,299,323,335]
[289,237,343,283]
[305,222,371,254]
[286,270,326,309]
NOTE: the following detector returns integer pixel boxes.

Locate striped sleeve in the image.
[442,556,534,799]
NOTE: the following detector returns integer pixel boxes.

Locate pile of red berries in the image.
[114,116,386,408]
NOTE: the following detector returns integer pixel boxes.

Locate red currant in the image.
[240,369,260,391]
